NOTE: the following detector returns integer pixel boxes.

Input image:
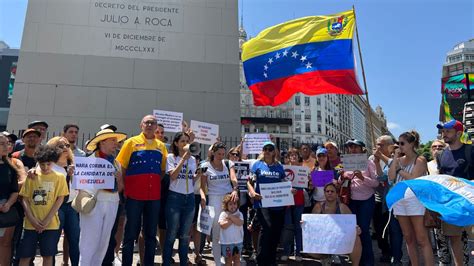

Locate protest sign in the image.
[284,165,309,188]
[302,214,357,254]
[311,170,335,187]
[259,181,294,208]
[190,120,219,145]
[153,109,183,133]
[242,133,270,154]
[341,154,368,171]
[72,157,116,190]
[197,205,215,235]
[233,162,250,192]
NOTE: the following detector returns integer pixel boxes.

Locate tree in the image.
[417,141,433,161]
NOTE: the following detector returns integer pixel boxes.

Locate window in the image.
[304,114,311,120]
[317,111,322,122]
[295,127,301,133]
[281,126,289,133]
[304,97,310,106]
[305,123,311,133]
[295,114,301,120]
[295,96,301,106]
[317,98,321,105]
[244,126,250,133]
[317,124,322,134]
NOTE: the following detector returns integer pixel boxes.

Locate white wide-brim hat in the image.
[86,129,127,151]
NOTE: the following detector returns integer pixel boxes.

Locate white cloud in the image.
[387,122,400,130]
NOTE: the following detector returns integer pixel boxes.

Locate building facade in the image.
[0,41,18,130]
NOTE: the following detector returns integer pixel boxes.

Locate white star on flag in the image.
[264,65,268,70]
[282,50,288,57]
[275,52,280,59]
[263,72,268,78]
[268,58,273,64]
[305,62,312,69]
[291,51,299,58]
[300,55,307,62]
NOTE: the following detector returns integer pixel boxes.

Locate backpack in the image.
[436,144,472,179]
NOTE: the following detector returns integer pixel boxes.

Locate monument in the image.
[8,0,240,137]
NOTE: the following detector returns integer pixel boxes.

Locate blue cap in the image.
[262,141,275,148]
[316,147,328,155]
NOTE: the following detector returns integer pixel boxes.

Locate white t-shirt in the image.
[203,160,232,195]
[53,164,78,203]
[166,154,197,195]
[218,210,244,245]
[427,160,439,175]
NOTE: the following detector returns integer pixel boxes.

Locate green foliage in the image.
[417,141,433,161]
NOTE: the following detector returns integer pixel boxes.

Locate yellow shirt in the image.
[19,170,69,230]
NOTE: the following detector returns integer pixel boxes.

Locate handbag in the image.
[71,190,97,214]
[338,179,351,205]
[0,206,20,228]
[423,210,441,228]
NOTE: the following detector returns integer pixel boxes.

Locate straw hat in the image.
[86,129,127,151]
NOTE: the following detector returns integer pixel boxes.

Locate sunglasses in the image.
[230,152,240,157]
[431,145,444,149]
[143,121,157,126]
[263,146,275,152]
[58,144,71,149]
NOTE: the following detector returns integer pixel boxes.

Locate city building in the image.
[0,41,18,130]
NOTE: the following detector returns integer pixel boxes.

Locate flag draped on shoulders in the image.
[242,10,363,106]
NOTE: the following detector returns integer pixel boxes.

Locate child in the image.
[218,194,244,266]
[17,146,69,266]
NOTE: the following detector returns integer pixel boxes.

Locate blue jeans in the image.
[163,191,195,266]
[122,199,160,266]
[58,202,80,266]
[349,195,375,266]
[283,205,304,256]
[389,213,403,263]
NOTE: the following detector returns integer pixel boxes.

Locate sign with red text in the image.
[72,157,116,189]
[190,120,219,145]
[284,165,309,188]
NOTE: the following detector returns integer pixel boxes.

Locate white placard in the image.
[234,162,250,192]
[341,154,368,171]
[197,205,215,235]
[190,120,219,145]
[259,181,294,208]
[302,214,357,254]
[153,109,183,133]
[284,165,309,188]
[72,157,116,189]
[242,133,271,155]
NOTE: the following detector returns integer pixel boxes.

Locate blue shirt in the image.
[251,160,285,209]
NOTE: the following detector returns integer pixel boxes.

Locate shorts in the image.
[17,229,61,258]
[393,188,425,216]
[221,242,243,258]
[193,194,201,223]
[441,221,464,236]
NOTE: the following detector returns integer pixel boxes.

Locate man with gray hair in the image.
[371,135,394,263]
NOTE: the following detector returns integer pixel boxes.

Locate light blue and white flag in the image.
[386,175,474,226]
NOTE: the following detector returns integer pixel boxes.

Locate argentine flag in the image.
[386,175,474,226]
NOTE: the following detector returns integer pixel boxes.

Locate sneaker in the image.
[249,252,257,262]
[113,256,122,266]
[280,255,289,261]
[295,255,303,262]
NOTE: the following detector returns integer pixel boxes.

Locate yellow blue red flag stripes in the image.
[242,10,363,106]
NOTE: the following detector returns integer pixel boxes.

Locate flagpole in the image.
[353,5,376,148]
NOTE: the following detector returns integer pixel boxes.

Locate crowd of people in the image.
[0,115,472,266]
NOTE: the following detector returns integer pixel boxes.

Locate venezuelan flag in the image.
[242,10,363,106]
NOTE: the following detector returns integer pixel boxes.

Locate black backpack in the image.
[437,145,472,179]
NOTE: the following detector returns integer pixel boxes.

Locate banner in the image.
[442,74,467,99]
[311,170,335,187]
[233,162,250,192]
[284,165,309,188]
[341,154,368,171]
[72,157,116,189]
[242,133,270,154]
[153,109,183,132]
[302,214,356,254]
[197,205,215,235]
[259,181,294,207]
[190,120,219,145]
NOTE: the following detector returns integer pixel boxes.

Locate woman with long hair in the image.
[200,142,239,266]
[163,132,199,266]
[0,133,20,266]
[310,148,334,205]
[247,141,287,266]
[388,131,434,266]
[46,136,80,266]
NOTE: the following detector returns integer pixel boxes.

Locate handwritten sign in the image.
[153,109,183,132]
[190,120,219,145]
[242,133,271,154]
[233,162,250,192]
[341,154,368,171]
[259,181,294,208]
[284,165,309,188]
[311,170,335,187]
[72,157,116,189]
[197,205,215,235]
[302,214,357,254]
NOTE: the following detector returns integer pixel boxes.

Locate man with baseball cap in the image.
[12,129,41,171]
[437,119,472,265]
[13,120,48,152]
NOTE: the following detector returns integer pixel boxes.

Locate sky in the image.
[0,0,473,143]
